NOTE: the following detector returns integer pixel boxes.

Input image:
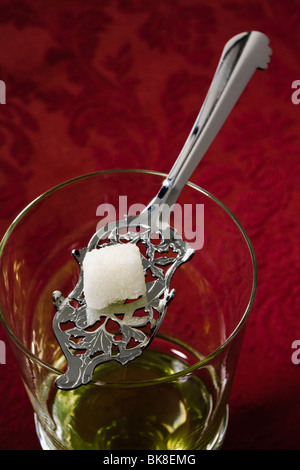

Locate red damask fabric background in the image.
[0,0,299,451]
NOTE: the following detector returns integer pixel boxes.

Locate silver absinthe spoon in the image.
[53,31,272,390]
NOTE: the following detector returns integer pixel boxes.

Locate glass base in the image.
[206,405,229,450]
[34,405,229,451]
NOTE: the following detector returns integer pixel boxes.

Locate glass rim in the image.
[0,168,258,386]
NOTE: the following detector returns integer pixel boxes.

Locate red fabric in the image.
[0,0,299,450]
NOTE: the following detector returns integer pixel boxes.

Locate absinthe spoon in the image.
[52,31,272,390]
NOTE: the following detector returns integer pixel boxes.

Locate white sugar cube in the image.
[82,243,146,313]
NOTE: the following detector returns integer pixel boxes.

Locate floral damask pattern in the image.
[0,0,299,450]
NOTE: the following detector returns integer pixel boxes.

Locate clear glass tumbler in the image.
[0,170,257,450]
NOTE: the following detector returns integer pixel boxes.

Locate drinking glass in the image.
[0,170,257,450]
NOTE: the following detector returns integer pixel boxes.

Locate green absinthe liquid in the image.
[46,337,221,450]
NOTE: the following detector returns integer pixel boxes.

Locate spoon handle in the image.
[149,31,271,209]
